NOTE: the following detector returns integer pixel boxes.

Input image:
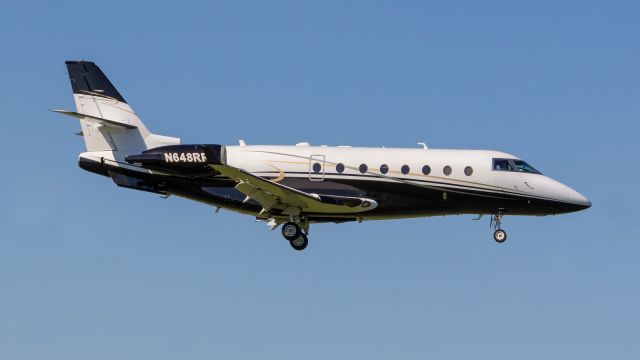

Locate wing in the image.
[209,164,377,215]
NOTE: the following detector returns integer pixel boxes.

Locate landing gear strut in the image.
[281,218,310,251]
[491,212,507,243]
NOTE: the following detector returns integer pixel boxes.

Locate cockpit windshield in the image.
[493,158,541,175]
[512,160,541,174]
[493,159,514,171]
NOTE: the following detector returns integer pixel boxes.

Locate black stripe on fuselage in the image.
[250,170,562,203]
[270,173,586,216]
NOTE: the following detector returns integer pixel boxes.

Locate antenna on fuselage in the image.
[417,142,428,149]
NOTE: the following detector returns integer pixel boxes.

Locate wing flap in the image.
[210,164,377,214]
[236,182,282,210]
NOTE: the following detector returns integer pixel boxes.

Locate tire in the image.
[290,234,308,251]
[281,222,302,241]
[494,229,507,243]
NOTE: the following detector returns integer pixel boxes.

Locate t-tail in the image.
[54,60,226,192]
[54,60,179,155]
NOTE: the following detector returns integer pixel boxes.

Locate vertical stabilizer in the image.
[65,60,179,152]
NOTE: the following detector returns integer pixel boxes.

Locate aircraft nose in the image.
[544,177,591,212]
[569,190,591,210]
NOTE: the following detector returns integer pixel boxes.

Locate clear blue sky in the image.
[1,1,638,359]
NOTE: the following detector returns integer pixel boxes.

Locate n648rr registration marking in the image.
[164,152,207,163]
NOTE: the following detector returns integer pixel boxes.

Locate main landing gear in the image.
[281,220,309,251]
[490,212,508,243]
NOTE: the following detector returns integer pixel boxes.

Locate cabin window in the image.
[401,165,410,175]
[422,165,431,175]
[443,166,452,176]
[464,166,473,176]
[336,163,345,173]
[312,162,322,173]
[380,164,389,174]
[359,164,368,174]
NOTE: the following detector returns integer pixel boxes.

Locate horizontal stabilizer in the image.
[50,109,137,129]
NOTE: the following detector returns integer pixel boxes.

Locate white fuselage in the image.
[224,144,589,211]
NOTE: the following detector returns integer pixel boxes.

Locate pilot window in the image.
[493,159,513,171]
[493,158,541,174]
[513,160,541,174]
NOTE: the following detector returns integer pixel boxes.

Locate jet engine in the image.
[125,144,226,175]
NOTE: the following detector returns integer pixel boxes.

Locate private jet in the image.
[54,61,591,251]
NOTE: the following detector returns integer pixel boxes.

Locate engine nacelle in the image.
[125,144,226,175]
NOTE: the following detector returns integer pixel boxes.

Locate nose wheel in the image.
[490,212,508,243]
[493,229,507,243]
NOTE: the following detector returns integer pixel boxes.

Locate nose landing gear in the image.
[493,229,507,243]
[490,212,507,243]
